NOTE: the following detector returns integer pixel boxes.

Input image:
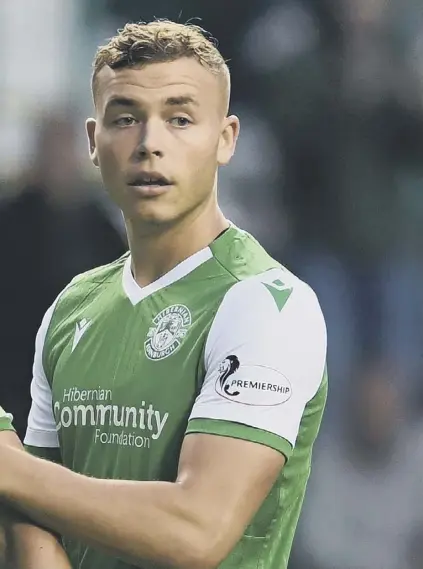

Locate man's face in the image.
[87,58,239,226]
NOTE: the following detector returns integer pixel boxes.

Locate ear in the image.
[217,115,240,166]
[86,118,99,168]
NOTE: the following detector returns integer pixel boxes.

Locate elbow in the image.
[177,530,234,569]
[129,525,230,569]
[181,549,224,569]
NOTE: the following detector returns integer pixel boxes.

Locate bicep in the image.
[176,432,285,558]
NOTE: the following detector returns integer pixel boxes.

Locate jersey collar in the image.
[122,246,213,305]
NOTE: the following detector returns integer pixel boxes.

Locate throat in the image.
[126,210,229,287]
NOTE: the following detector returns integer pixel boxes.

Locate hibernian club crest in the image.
[145,304,192,360]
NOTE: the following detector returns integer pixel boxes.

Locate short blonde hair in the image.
[92,20,230,103]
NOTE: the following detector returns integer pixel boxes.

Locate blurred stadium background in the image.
[1,0,423,567]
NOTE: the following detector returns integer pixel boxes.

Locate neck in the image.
[125,204,228,287]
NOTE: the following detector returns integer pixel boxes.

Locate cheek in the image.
[186,145,217,184]
[180,123,219,153]
[97,141,122,181]
[182,131,219,170]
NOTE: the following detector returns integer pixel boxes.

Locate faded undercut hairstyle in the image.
[92,19,231,110]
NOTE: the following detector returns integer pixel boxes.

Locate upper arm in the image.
[6,524,72,569]
[176,433,286,565]
[188,269,327,456]
[24,302,60,454]
[178,270,327,560]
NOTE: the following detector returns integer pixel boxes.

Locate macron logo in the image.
[71,318,92,353]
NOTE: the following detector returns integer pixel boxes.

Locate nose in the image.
[134,119,164,159]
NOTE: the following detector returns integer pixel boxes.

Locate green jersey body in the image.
[25,225,328,569]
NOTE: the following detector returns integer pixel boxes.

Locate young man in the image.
[0,20,328,569]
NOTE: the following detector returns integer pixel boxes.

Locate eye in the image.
[114,116,137,127]
[169,116,192,128]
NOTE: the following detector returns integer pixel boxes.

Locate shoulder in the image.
[67,252,129,289]
[54,252,129,307]
[210,266,324,338]
[205,267,326,398]
[207,266,326,368]
[39,252,129,345]
[210,226,320,311]
[210,225,281,280]
[190,266,327,447]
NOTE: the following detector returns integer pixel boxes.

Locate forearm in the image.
[2,447,215,569]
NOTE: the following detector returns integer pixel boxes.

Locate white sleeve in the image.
[24,301,60,448]
[189,269,327,447]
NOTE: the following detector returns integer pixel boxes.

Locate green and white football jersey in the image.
[25,225,327,569]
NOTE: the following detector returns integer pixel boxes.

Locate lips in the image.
[127,172,172,186]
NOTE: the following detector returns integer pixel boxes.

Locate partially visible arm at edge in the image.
[0,432,71,569]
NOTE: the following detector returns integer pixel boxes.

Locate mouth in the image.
[127,172,173,188]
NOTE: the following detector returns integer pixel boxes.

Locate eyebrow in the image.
[164,96,199,107]
[104,95,199,112]
[104,97,138,111]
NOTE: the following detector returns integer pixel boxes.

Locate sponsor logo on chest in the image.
[54,387,169,449]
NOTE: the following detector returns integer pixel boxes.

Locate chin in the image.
[124,201,182,228]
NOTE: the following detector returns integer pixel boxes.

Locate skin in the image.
[0,434,285,569]
[0,432,71,569]
[0,58,286,568]
[87,57,239,285]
